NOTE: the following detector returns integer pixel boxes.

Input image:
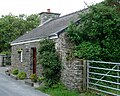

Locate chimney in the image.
[39,9,60,24]
[47,9,51,13]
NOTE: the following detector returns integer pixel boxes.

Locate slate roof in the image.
[11,9,87,44]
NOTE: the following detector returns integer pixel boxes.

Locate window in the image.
[18,49,23,62]
[20,51,23,62]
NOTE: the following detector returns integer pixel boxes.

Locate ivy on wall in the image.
[38,39,61,86]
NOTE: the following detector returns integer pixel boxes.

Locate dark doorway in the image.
[31,47,36,74]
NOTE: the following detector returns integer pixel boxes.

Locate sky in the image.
[0,0,104,16]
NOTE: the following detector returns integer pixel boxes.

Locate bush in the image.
[17,71,27,80]
[12,68,19,75]
[38,39,61,86]
[38,76,44,82]
[30,74,37,82]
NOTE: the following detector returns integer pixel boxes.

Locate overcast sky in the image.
[0,0,104,16]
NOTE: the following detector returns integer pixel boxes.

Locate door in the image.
[31,47,36,74]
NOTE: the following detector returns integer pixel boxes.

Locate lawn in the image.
[37,83,107,96]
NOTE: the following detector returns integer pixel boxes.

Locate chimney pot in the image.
[47,9,51,13]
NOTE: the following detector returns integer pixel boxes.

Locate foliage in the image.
[37,83,104,96]
[38,39,61,87]
[12,68,19,75]
[74,42,101,60]
[67,0,120,62]
[80,91,106,96]
[17,71,27,80]
[0,51,11,55]
[0,13,39,53]
[37,76,44,83]
[30,74,37,82]
[37,83,80,96]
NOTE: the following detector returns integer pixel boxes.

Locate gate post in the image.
[83,60,87,91]
[86,60,89,90]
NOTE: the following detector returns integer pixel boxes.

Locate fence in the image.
[0,54,11,66]
[87,60,120,96]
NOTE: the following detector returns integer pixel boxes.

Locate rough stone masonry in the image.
[56,32,85,91]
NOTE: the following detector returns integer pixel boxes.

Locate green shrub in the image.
[0,51,11,55]
[17,71,27,80]
[12,68,19,75]
[38,76,44,82]
[30,74,37,82]
[38,39,61,87]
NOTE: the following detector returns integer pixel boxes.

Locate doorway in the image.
[31,47,36,74]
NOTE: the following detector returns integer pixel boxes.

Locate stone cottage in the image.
[11,9,88,90]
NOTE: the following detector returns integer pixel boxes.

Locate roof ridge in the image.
[38,18,53,27]
[38,8,88,26]
[50,8,88,21]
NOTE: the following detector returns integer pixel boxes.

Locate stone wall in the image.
[11,41,42,77]
[55,32,84,91]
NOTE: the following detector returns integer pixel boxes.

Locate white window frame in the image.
[20,51,23,62]
[18,49,23,63]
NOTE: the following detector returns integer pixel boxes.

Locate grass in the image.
[37,83,107,96]
[37,84,79,96]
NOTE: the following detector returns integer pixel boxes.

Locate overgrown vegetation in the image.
[38,39,61,87]
[67,0,120,62]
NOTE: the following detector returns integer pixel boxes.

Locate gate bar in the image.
[89,82,120,91]
[89,66,120,72]
[89,87,119,96]
[89,77,120,85]
[89,72,120,79]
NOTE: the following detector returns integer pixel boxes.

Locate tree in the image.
[67,0,120,62]
[0,13,39,53]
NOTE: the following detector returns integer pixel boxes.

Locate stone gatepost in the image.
[0,54,6,66]
[61,59,87,91]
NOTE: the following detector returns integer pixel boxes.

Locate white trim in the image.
[49,35,58,39]
[20,51,23,62]
[11,35,59,46]
[11,39,42,45]
[49,36,58,39]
